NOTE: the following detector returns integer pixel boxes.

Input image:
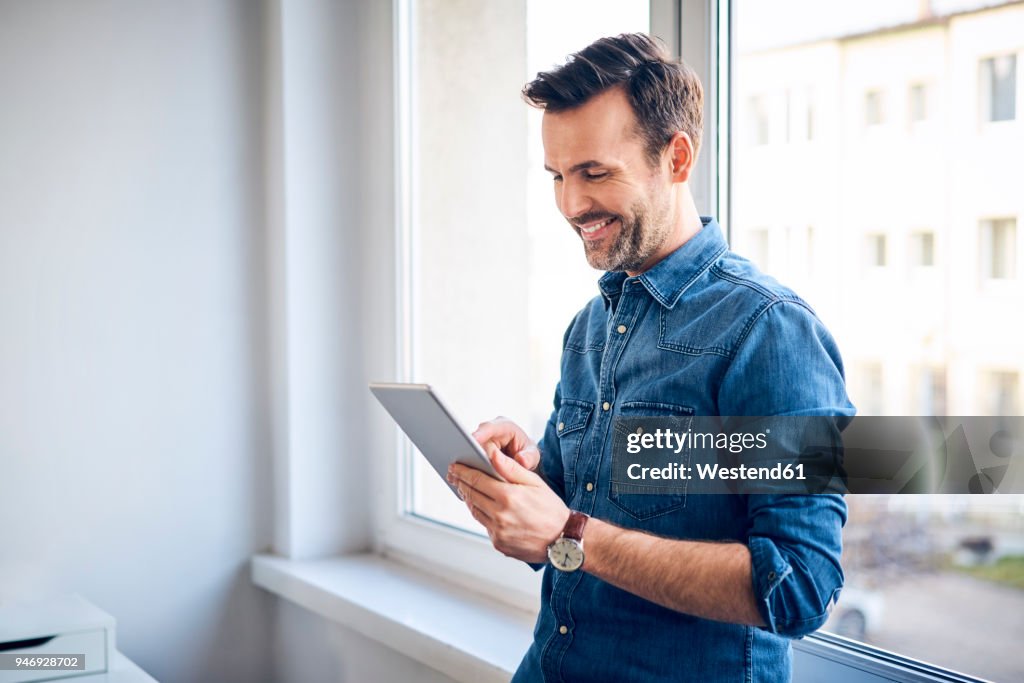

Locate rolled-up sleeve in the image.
[747,493,846,637]
[718,299,855,638]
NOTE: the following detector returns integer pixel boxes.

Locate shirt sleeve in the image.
[718,299,855,638]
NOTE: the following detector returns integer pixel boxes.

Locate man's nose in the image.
[558,178,592,221]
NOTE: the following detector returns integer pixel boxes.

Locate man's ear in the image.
[665,131,696,183]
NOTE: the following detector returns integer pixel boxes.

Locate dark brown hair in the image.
[522,33,703,166]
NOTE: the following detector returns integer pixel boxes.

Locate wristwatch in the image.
[547,510,590,572]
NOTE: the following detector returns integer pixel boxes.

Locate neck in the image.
[626,185,704,277]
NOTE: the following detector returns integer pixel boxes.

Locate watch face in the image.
[548,537,584,571]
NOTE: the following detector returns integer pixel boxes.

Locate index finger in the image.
[472,418,516,447]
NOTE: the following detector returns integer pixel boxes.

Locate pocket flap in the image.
[557,399,593,435]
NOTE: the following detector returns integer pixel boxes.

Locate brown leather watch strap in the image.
[562,510,589,541]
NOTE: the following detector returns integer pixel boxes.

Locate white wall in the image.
[0,0,463,680]
[0,0,275,680]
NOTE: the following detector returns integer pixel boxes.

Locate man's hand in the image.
[472,417,541,471]
[448,446,569,564]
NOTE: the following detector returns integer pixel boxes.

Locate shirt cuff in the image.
[748,535,794,634]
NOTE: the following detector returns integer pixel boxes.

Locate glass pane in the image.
[409,0,649,532]
[733,2,1024,680]
[909,83,928,122]
[982,54,1017,122]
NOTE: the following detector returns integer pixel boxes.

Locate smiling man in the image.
[447,33,854,682]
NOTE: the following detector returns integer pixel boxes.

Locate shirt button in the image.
[635,427,643,434]
[559,625,569,635]
[602,401,611,411]
[557,422,565,432]
[767,571,777,582]
[617,324,627,334]
[586,482,594,492]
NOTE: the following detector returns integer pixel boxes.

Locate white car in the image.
[823,585,885,641]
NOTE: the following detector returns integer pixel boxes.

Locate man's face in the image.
[542,86,674,274]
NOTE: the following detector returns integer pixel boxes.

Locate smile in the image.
[577,217,617,239]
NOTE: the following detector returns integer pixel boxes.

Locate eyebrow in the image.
[543,160,603,175]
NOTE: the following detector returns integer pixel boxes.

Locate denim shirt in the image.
[512,218,855,683]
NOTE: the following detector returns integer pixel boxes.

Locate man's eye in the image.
[552,175,563,182]
[584,172,608,180]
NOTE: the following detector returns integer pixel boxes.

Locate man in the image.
[447,33,853,682]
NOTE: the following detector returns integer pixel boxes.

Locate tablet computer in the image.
[369,382,505,496]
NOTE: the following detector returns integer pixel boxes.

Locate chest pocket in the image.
[608,400,693,521]
[555,399,593,497]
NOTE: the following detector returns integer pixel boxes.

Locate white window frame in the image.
[979,52,1018,124]
[376,0,695,610]
[375,0,1002,680]
[909,82,929,124]
[979,216,1018,282]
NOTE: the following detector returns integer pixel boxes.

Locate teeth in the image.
[580,218,614,234]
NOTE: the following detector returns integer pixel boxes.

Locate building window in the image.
[787,88,815,141]
[806,225,816,272]
[806,99,815,141]
[910,231,936,267]
[864,89,884,126]
[859,362,884,415]
[980,218,1017,280]
[865,233,887,267]
[909,82,929,123]
[982,370,1020,415]
[913,366,947,415]
[749,95,771,145]
[980,54,1017,122]
[743,228,771,269]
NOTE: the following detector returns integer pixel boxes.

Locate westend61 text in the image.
[626,462,807,481]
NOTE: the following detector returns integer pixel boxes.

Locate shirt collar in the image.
[598,216,727,310]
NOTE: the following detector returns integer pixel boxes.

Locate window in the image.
[748,94,771,145]
[389,1,1024,680]
[805,225,816,273]
[864,89,883,126]
[912,366,947,415]
[910,231,935,267]
[980,54,1017,122]
[980,218,1017,280]
[395,0,650,562]
[909,82,929,123]
[742,227,770,268]
[787,88,815,141]
[733,2,1024,680]
[806,95,816,141]
[982,370,1020,415]
[858,363,884,415]
[865,233,887,267]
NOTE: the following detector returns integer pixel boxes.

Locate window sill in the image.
[250,553,536,683]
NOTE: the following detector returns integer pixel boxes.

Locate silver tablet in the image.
[369,382,505,496]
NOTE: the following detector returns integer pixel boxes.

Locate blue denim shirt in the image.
[512,218,854,683]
